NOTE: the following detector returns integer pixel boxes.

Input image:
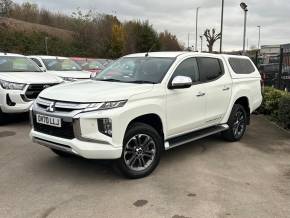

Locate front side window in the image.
[0,56,42,72]
[197,57,224,82]
[171,58,199,82]
[229,58,255,74]
[94,57,175,84]
[42,58,82,71]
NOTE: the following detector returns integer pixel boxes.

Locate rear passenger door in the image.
[197,57,232,126]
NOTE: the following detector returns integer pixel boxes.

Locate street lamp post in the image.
[257,25,261,49]
[200,35,203,52]
[220,0,224,53]
[240,2,248,55]
[45,37,49,55]
[195,7,200,52]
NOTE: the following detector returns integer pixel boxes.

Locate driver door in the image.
[166,58,207,137]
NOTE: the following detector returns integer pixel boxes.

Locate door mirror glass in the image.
[170,76,192,89]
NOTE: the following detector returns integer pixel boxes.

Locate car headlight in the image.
[0,79,26,90]
[83,100,127,112]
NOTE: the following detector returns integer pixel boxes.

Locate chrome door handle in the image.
[196,92,206,97]
[222,87,230,91]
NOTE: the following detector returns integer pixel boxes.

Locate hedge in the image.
[258,87,290,129]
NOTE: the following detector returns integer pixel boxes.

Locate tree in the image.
[159,31,182,51]
[0,0,13,16]
[110,23,125,58]
[203,28,221,53]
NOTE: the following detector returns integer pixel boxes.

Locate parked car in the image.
[29,56,91,82]
[0,53,62,122]
[259,63,279,86]
[71,57,105,77]
[96,59,114,67]
[30,52,262,178]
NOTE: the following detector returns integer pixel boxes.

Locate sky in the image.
[14,0,290,52]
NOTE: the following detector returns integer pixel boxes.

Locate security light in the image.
[240,2,248,11]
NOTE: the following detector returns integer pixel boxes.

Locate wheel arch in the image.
[234,96,250,124]
[125,113,164,141]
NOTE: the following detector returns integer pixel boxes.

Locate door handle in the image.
[196,92,206,97]
[222,87,230,91]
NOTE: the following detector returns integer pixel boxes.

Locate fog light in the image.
[98,118,112,137]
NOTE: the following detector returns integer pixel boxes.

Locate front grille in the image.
[36,98,88,113]
[33,114,75,139]
[25,84,57,100]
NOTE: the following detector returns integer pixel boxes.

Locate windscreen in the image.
[42,58,82,71]
[0,56,42,72]
[94,57,175,84]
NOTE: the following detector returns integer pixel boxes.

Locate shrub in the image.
[278,95,290,129]
[259,87,286,118]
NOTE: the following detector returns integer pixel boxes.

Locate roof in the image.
[0,53,25,57]
[28,55,68,59]
[125,52,188,58]
[124,51,249,59]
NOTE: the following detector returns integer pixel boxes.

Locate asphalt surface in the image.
[0,115,290,218]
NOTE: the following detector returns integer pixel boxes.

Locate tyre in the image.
[222,104,247,142]
[51,149,76,158]
[0,110,6,125]
[116,122,162,179]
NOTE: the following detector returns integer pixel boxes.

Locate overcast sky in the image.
[14,0,290,51]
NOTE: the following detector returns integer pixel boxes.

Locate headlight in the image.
[0,79,26,90]
[83,100,127,112]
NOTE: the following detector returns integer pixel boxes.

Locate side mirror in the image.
[169,76,192,89]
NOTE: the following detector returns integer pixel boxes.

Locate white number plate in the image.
[36,114,61,128]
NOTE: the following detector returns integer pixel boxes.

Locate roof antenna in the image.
[145,44,156,57]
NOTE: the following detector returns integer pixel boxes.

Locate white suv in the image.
[30,52,262,178]
[29,56,92,82]
[0,53,62,122]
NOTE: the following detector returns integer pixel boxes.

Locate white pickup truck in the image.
[30,52,262,178]
[0,53,62,123]
[28,56,92,81]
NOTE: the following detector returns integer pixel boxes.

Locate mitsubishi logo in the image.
[47,102,56,112]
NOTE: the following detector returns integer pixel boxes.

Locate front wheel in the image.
[116,123,162,179]
[222,104,247,142]
[0,110,6,125]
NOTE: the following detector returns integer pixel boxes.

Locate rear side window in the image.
[229,58,255,74]
[171,58,199,82]
[197,57,224,82]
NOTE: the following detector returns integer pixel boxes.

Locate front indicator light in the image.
[98,118,112,137]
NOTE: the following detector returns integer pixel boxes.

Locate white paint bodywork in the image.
[0,53,63,113]
[30,52,262,159]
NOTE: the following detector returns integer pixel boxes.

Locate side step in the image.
[165,124,229,150]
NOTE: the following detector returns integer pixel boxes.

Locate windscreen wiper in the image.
[94,78,124,82]
[126,80,156,84]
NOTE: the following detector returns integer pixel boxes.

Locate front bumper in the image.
[30,130,122,159]
[0,90,33,113]
[30,100,126,159]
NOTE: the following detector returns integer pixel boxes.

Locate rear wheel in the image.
[116,123,162,179]
[51,149,75,158]
[222,104,247,142]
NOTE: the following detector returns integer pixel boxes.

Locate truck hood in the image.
[0,72,62,84]
[39,80,154,102]
[46,70,91,79]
